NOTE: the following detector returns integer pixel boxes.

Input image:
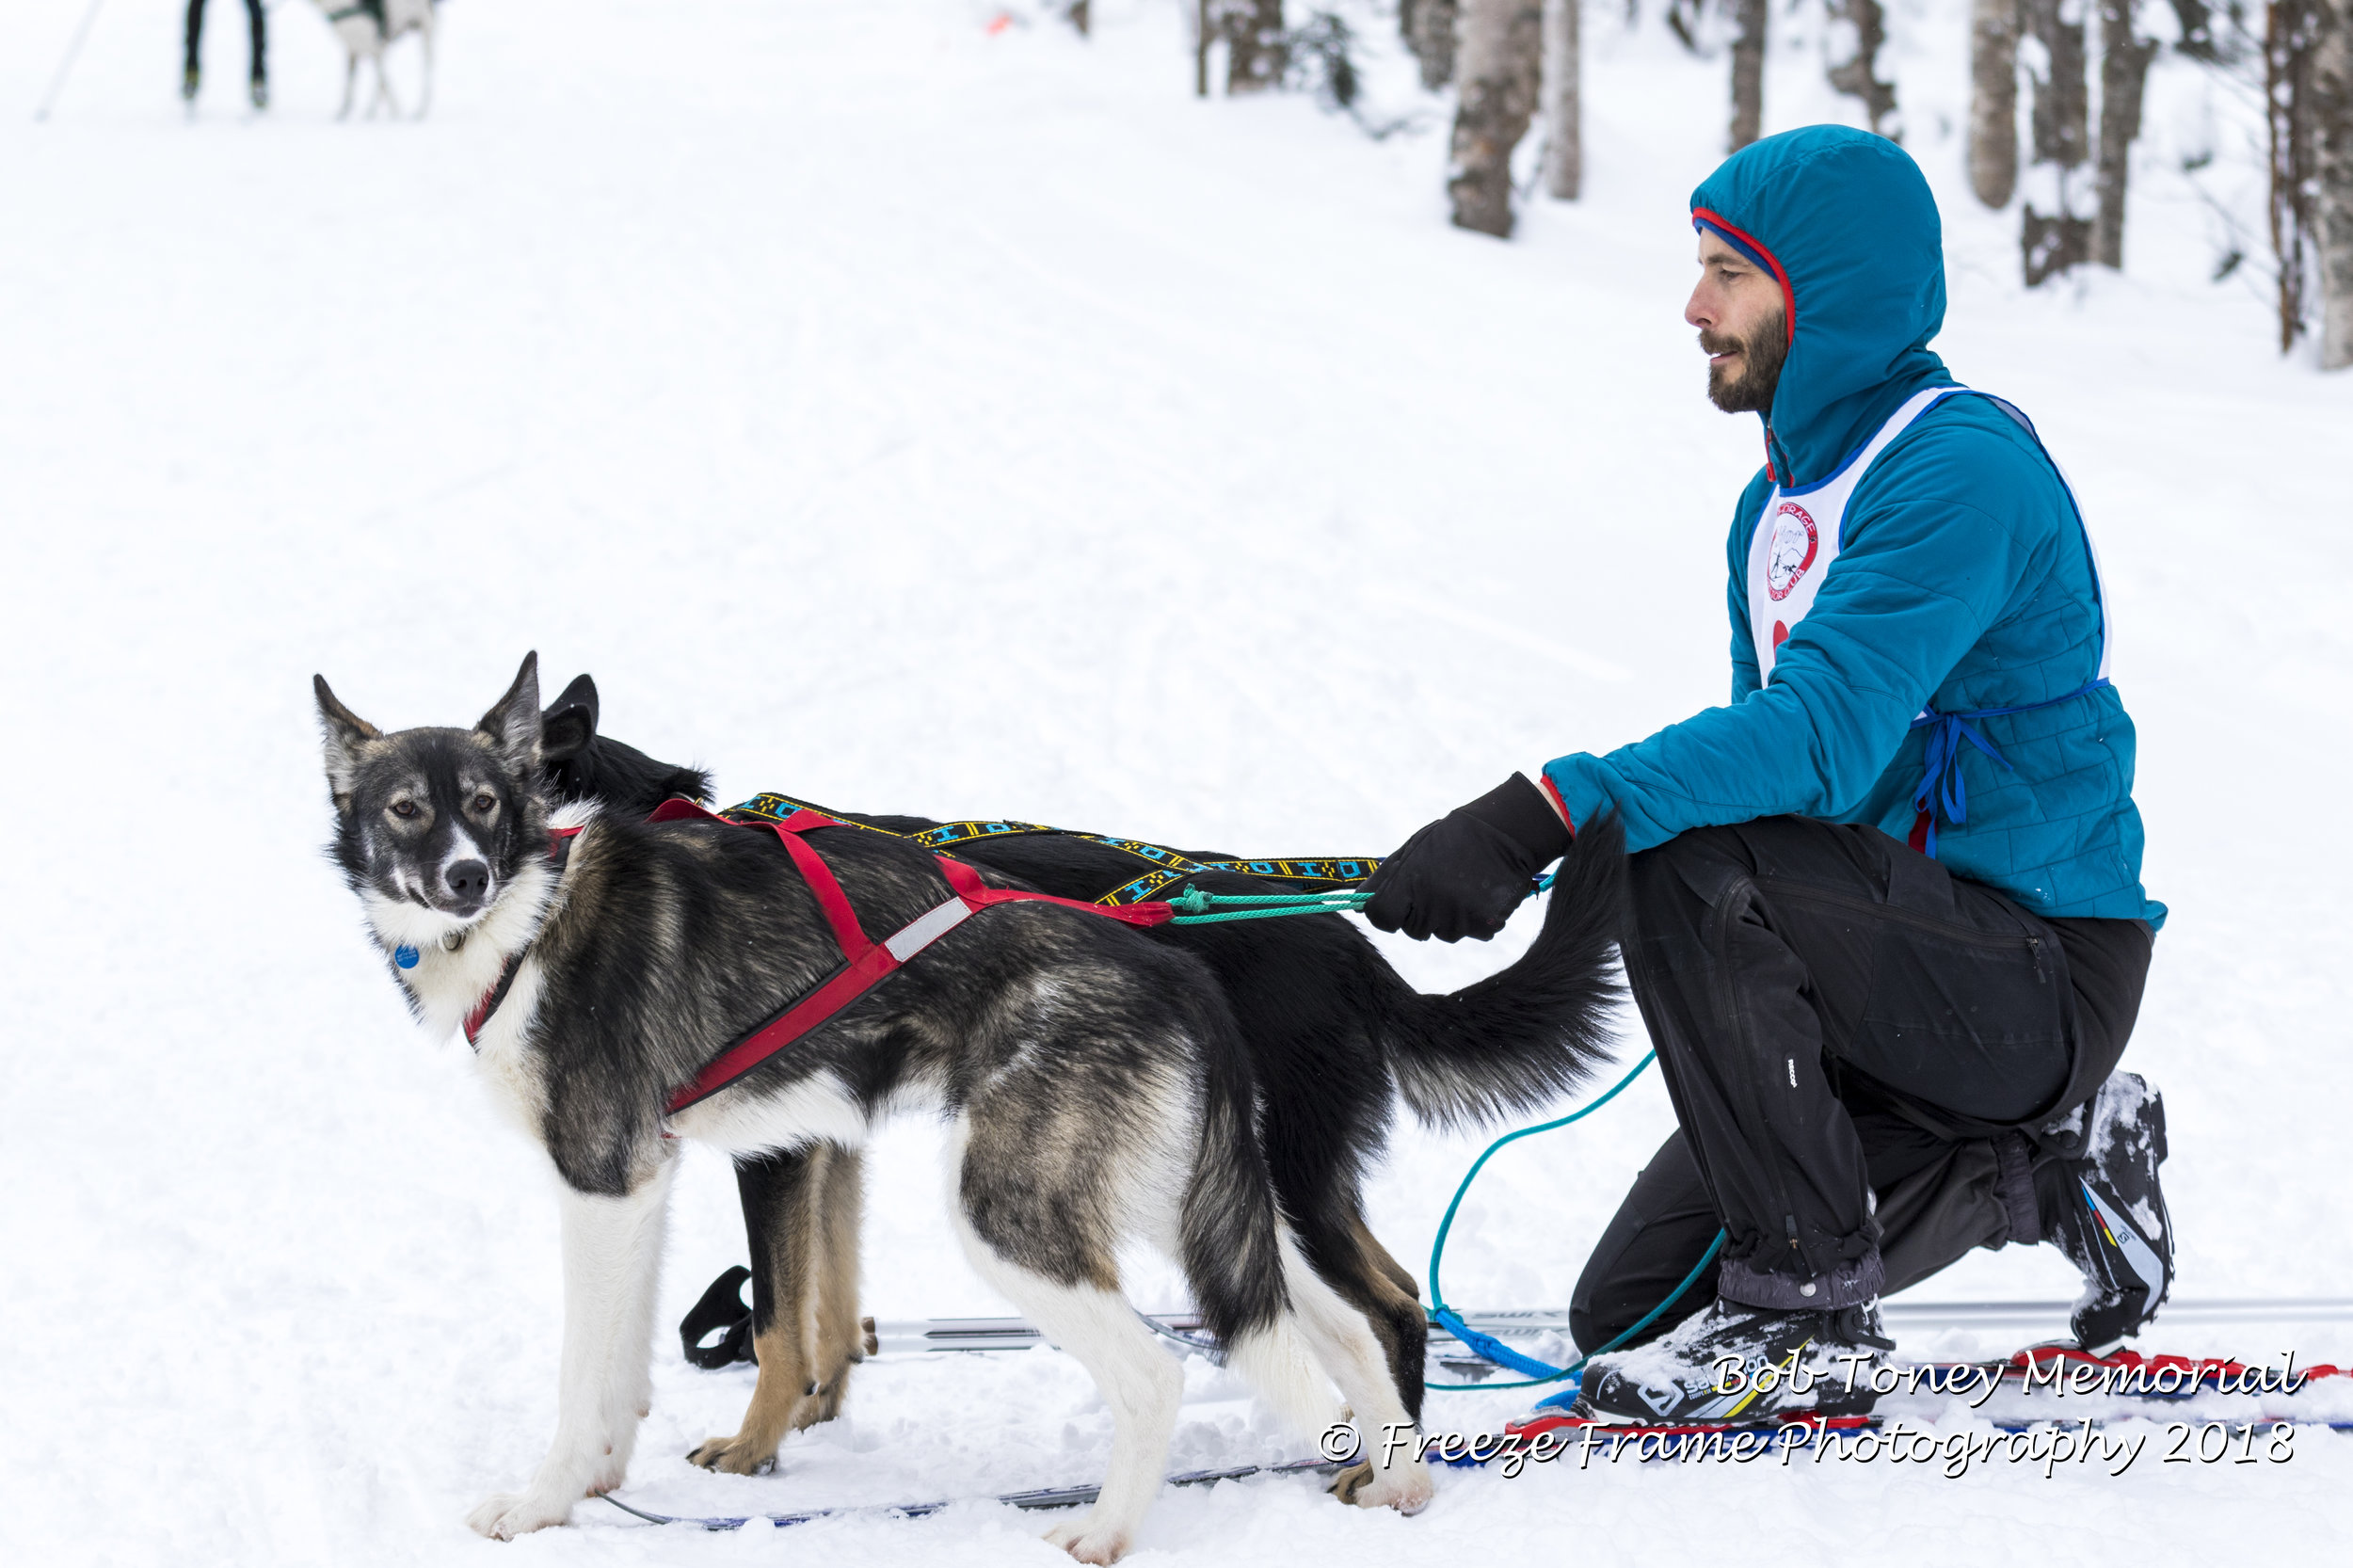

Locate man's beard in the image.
[1702,312,1787,414]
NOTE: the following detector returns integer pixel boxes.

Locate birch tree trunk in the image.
[1543,0,1580,198]
[2023,0,2093,282]
[1730,0,1768,151]
[1449,0,1543,236]
[2092,0,2156,267]
[1415,0,1461,88]
[1971,0,2021,206]
[2267,1,2322,349]
[2317,0,2353,367]
[1225,0,1288,94]
[1825,0,1899,135]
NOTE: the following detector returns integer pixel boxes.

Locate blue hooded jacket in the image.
[1540,127,2162,926]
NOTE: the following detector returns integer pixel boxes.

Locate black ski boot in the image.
[1577,1295,1895,1423]
[2039,1072,2173,1352]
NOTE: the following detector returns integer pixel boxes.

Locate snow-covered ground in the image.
[6,1,2352,1563]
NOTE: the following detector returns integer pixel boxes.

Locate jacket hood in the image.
[1690,126,1950,488]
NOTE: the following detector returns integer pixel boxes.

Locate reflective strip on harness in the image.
[648,798,1171,1114]
[885,898,976,962]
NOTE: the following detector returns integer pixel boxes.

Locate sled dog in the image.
[309,0,436,120]
[532,672,1631,1483]
[315,654,1517,1560]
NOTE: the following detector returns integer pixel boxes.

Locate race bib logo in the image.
[1765,502,1819,601]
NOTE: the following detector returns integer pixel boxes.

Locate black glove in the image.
[1362,773,1573,942]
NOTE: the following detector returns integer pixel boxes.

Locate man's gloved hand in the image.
[1361,773,1573,942]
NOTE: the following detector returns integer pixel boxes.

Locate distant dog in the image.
[533,673,1631,1485]
[317,654,1561,1560]
[310,0,436,120]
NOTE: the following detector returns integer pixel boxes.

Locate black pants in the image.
[1570,816,2152,1352]
[185,0,267,81]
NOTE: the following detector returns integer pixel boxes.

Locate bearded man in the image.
[1362,126,2172,1423]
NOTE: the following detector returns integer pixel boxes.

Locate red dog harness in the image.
[460,803,1174,1115]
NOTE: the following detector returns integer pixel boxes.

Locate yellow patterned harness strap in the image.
[722,792,1382,908]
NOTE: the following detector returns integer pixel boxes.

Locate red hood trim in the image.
[1691,206,1796,348]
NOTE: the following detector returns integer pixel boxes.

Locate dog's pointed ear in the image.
[313,674,381,807]
[475,652,543,772]
[540,673,600,765]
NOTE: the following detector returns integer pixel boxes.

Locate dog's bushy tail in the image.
[1379,810,1629,1131]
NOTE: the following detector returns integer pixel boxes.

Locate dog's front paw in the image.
[686,1433,777,1476]
[465,1490,574,1540]
[1328,1458,1433,1515]
[1044,1511,1132,1565]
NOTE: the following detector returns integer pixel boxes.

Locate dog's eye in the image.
[473,793,497,813]
[390,800,419,819]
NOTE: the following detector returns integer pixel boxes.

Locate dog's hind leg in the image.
[951,1207,1179,1566]
[1271,1228,1434,1515]
[371,53,398,120]
[800,1144,873,1428]
[1340,1211,1430,1424]
[687,1145,825,1475]
[414,19,434,119]
[337,56,357,119]
[467,1154,678,1540]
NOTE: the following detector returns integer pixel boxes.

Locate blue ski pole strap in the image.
[1909,678,2110,858]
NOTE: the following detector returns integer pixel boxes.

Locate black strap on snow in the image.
[680,1265,757,1368]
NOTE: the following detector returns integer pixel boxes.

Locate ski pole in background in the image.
[32,0,108,122]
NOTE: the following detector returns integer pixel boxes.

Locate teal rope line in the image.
[1163,887,1371,924]
[1420,1050,1727,1392]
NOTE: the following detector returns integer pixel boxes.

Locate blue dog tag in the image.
[393,945,420,969]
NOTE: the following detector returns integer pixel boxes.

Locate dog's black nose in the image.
[446,859,490,903]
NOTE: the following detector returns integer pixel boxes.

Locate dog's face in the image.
[313,653,550,937]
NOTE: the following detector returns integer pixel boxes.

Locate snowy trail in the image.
[5,2,2353,1563]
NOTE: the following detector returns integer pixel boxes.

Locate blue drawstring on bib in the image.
[1911,679,2109,857]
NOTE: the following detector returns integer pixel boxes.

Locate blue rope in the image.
[1421,1051,1729,1394]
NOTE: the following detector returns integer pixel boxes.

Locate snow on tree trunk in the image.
[2267,0,2324,350]
[1449,0,1543,236]
[1543,0,1581,198]
[2092,0,2156,267]
[1730,0,1768,151]
[2022,0,2093,283]
[1415,0,1461,88]
[1825,0,1899,136]
[1225,0,1288,94]
[1826,0,1901,135]
[2321,0,2353,368]
[1971,0,2022,206]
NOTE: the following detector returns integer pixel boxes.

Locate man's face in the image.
[1685,232,1786,415]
